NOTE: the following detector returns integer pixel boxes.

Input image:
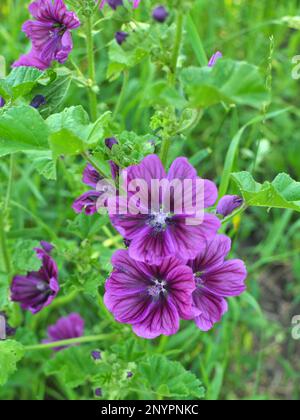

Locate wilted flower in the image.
[104,250,195,339]
[115,31,128,45]
[152,6,168,23]
[14,0,80,70]
[217,195,243,217]
[188,235,247,331]
[30,94,46,109]
[110,155,220,265]
[208,51,223,67]
[11,247,59,314]
[44,313,84,351]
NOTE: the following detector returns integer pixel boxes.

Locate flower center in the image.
[36,282,48,292]
[148,279,167,298]
[194,273,205,288]
[148,211,171,232]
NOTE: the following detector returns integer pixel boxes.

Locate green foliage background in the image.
[0,0,300,400]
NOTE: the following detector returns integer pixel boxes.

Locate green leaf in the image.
[138,355,205,400]
[30,74,72,118]
[181,59,269,109]
[232,171,300,212]
[0,340,25,386]
[45,346,97,389]
[4,66,43,99]
[26,150,57,180]
[0,105,50,157]
[47,106,92,157]
[11,239,41,274]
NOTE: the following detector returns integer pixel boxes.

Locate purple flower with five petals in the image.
[0,97,5,107]
[104,250,195,339]
[188,235,247,331]
[43,313,84,351]
[11,247,59,314]
[109,155,220,265]
[14,0,80,70]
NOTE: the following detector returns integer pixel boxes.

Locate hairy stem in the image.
[24,333,115,352]
[0,155,14,274]
[113,70,129,121]
[86,15,98,122]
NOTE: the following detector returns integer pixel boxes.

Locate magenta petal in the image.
[132,298,180,339]
[126,154,166,189]
[203,260,247,297]
[203,179,218,208]
[193,290,228,331]
[167,157,197,181]
[13,49,50,70]
[189,235,232,273]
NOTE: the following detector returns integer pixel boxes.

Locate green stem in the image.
[170,12,184,83]
[86,15,98,121]
[0,155,14,274]
[160,136,171,167]
[221,203,248,225]
[81,152,107,179]
[24,333,115,352]
[113,70,129,121]
[160,13,184,166]
[0,217,11,274]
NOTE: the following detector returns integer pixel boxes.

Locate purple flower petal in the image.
[82,163,102,188]
[104,250,195,339]
[44,313,84,351]
[217,195,243,217]
[208,51,223,67]
[193,290,228,331]
[72,191,102,215]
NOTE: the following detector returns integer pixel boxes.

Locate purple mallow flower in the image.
[44,313,84,351]
[217,195,243,217]
[104,250,195,339]
[208,51,223,67]
[100,0,141,9]
[73,163,103,216]
[14,0,80,70]
[152,6,168,23]
[0,97,5,107]
[188,235,247,331]
[30,94,46,109]
[110,155,220,265]
[11,247,59,314]
[115,31,128,45]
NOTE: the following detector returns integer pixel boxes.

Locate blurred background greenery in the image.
[0,0,300,400]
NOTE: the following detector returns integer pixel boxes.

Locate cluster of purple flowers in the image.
[73,153,247,339]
